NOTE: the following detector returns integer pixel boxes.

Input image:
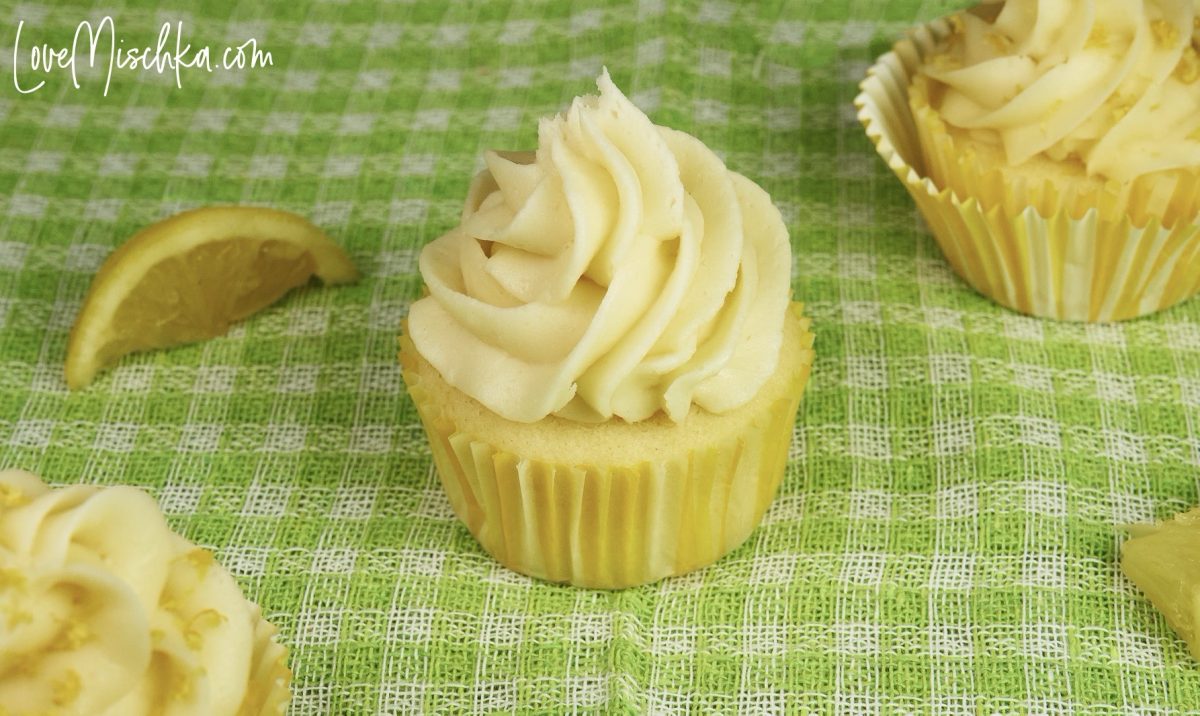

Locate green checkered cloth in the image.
[2,0,1200,712]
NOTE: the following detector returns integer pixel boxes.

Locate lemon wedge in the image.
[65,206,359,390]
[1121,507,1200,661]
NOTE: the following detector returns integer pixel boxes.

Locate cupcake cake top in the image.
[408,69,791,424]
[0,469,289,715]
[921,0,1200,181]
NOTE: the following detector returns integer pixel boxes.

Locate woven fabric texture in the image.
[1,0,1199,713]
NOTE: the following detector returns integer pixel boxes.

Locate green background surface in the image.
[1,0,1199,713]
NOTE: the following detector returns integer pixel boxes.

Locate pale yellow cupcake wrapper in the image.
[855,19,1200,322]
[399,304,813,590]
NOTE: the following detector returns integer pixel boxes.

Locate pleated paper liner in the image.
[398,303,815,590]
[855,19,1200,322]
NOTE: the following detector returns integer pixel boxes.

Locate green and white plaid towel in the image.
[1,0,1199,712]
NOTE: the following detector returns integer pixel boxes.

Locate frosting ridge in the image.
[408,70,791,423]
[922,0,1200,181]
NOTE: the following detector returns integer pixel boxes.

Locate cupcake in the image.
[0,469,290,715]
[400,70,814,589]
[857,0,1200,321]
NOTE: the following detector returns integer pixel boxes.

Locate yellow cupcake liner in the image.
[855,19,1200,322]
[399,305,813,590]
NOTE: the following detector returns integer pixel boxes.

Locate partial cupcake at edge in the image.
[857,0,1200,322]
[399,70,815,590]
[0,469,290,715]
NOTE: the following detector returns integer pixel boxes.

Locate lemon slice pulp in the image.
[1121,507,1200,661]
[65,206,359,390]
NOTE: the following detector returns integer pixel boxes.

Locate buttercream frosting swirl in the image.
[408,70,791,423]
[0,469,288,715]
[922,0,1200,181]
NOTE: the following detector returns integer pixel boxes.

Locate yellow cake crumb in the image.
[1152,19,1179,47]
[51,670,82,706]
[185,547,215,579]
[1086,24,1109,48]
[3,606,31,629]
[0,484,26,508]
[1176,45,1199,83]
[53,619,91,651]
[0,566,26,588]
[184,609,228,650]
[171,669,196,701]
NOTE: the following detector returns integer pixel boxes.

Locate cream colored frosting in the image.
[922,0,1200,180]
[408,70,791,423]
[0,469,288,715]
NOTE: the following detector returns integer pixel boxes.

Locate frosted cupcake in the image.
[400,70,815,589]
[0,469,290,715]
[857,0,1200,321]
